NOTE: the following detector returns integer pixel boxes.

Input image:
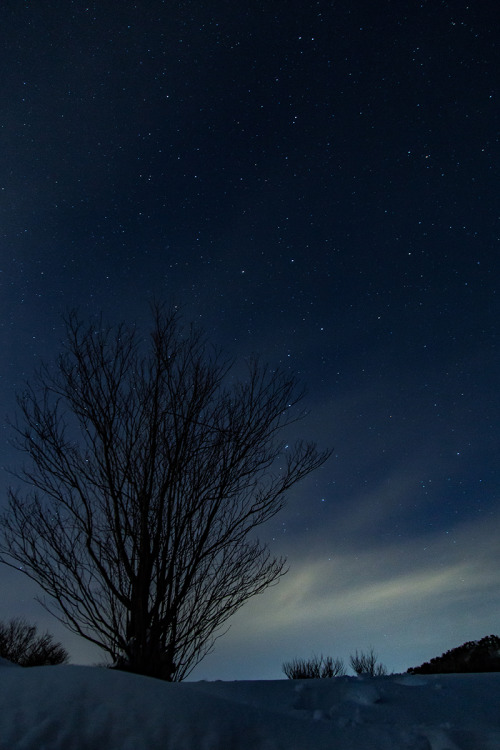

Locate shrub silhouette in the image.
[350,647,387,676]
[283,654,346,679]
[408,635,500,674]
[0,617,68,666]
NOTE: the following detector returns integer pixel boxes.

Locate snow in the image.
[1,662,500,749]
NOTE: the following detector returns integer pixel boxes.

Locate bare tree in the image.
[0,617,68,666]
[350,648,387,677]
[1,306,330,680]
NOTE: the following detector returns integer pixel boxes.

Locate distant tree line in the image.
[408,635,500,674]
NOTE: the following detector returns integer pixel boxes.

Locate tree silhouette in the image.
[1,306,330,680]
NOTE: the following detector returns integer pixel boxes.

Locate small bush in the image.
[0,617,69,667]
[349,647,387,676]
[282,654,346,679]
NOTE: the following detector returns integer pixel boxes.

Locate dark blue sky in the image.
[1,0,499,678]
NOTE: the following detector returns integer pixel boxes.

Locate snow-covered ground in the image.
[1,661,499,749]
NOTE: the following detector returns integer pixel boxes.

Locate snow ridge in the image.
[0,664,499,749]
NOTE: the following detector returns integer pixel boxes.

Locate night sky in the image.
[1,1,499,680]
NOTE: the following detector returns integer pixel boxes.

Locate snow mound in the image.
[394,674,429,687]
[0,666,499,749]
[344,681,383,705]
[0,657,20,668]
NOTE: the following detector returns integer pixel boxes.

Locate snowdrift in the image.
[1,662,500,749]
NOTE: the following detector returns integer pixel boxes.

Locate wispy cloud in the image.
[204,511,500,678]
